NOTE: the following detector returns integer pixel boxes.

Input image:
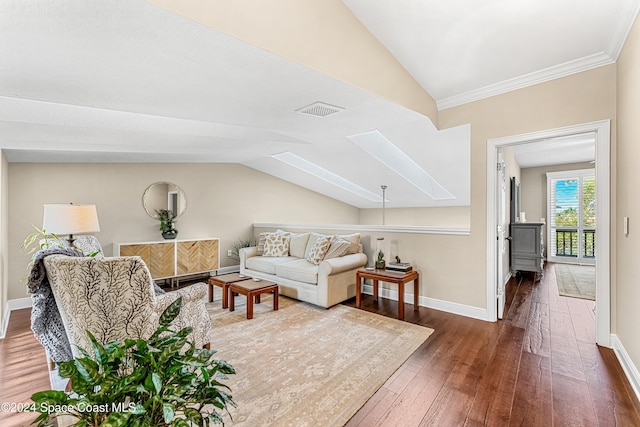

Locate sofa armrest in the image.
[319,253,368,276]
[240,246,258,274]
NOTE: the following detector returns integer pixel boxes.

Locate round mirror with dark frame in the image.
[142,182,187,220]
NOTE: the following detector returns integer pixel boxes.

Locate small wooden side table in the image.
[207,273,249,308]
[229,279,279,320]
[355,268,419,320]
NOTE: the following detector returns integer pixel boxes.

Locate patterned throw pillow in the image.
[323,236,352,260]
[263,233,291,257]
[256,232,270,256]
[338,233,361,254]
[305,236,331,265]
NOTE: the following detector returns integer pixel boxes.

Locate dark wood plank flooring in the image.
[0,263,639,426]
[345,263,640,426]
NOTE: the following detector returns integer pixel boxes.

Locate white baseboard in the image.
[361,283,487,321]
[0,306,9,339]
[611,334,640,403]
[216,265,240,275]
[1,297,33,339]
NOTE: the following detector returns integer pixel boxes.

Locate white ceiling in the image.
[343,0,640,109]
[0,1,636,208]
[511,132,596,169]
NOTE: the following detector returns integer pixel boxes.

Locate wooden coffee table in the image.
[207,273,249,308]
[356,268,419,320]
[228,279,279,319]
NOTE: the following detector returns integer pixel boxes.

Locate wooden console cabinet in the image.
[509,223,544,280]
[113,238,219,280]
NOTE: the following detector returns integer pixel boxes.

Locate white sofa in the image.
[239,231,367,308]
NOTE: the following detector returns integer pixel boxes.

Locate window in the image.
[547,169,596,264]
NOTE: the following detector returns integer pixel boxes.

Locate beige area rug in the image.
[555,263,596,300]
[206,295,433,426]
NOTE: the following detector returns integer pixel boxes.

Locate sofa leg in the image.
[203,342,211,350]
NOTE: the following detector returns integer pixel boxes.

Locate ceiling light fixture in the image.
[347,130,455,200]
[271,152,382,202]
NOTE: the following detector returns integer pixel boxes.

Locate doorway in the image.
[486,120,611,347]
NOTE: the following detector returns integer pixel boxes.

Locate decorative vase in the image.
[162,229,178,239]
[375,259,385,269]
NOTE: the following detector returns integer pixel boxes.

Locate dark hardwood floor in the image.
[345,263,640,426]
[1,262,639,426]
[0,309,50,427]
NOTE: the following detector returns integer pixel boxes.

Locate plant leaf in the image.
[162,403,175,423]
[159,297,182,326]
[101,411,132,427]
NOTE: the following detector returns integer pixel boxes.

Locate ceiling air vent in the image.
[295,102,344,118]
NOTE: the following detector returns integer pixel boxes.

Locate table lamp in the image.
[42,203,101,248]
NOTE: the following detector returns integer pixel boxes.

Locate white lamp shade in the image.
[42,204,101,235]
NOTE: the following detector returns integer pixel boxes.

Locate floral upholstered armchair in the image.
[42,255,211,360]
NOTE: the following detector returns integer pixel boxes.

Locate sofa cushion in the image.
[275,259,318,284]
[306,235,331,265]
[263,233,290,257]
[324,237,352,260]
[246,255,296,275]
[338,233,361,254]
[288,232,310,258]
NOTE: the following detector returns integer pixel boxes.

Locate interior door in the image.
[497,150,507,319]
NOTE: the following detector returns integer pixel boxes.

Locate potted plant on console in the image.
[375,250,386,269]
[156,209,178,239]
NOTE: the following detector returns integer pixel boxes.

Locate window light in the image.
[347,130,455,200]
[271,152,382,202]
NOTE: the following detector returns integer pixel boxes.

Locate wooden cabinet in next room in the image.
[510,223,544,280]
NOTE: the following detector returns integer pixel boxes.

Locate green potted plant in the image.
[29,297,236,426]
[156,209,178,239]
[21,226,64,279]
[228,236,257,262]
[375,250,386,269]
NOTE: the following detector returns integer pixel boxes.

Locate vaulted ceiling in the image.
[1,1,637,208]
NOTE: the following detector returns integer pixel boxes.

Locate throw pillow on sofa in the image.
[323,236,352,260]
[304,232,328,259]
[257,230,289,255]
[305,235,331,265]
[338,233,361,254]
[288,232,310,258]
[263,233,291,257]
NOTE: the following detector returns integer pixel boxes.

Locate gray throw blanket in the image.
[28,247,84,363]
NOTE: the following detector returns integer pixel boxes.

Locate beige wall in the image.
[437,64,616,310]
[148,0,438,125]
[359,206,470,228]
[616,13,640,375]
[6,163,359,301]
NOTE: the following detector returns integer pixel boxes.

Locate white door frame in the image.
[486,120,611,347]
[497,149,508,319]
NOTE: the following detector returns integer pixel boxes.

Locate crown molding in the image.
[437,52,615,110]
[438,0,640,111]
[606,0,640,59]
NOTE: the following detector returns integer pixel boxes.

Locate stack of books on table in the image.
[385,262,412,273]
